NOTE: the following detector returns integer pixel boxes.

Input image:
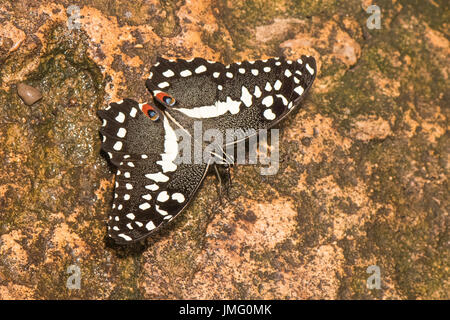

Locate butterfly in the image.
[98,55,316,244]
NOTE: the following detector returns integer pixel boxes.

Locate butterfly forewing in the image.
[146,56,316,137]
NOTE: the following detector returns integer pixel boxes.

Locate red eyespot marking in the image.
[141,103,159,121]
[155,92,176,106]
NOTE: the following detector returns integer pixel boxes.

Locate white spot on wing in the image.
[139,202,151,210]
[117,128,127,138]
[172,193,185,203]
[294,86,304,95]
[115,112,125,123]
[113,141,122,151]
[173,97,241,118]
[156,117,178,172]
[195,65,207,73]
[262,96,274,107]
[284,69,292,77]
[146,221,156,230]
[142,194,152,200]
[254,86,262,98]
[118,234,132,241]
[276,94,288,106]
[180,70,192,77]
[158,82,169,88]
[263,109,276,120]
[145,172,169,182]
[130,108,137,117]
[251,69,259,76]
[265,82,272,91]
[156,205,168,216]
[274,80,282,91]
[241,86,252,107]
[157,191,169,202]
[145,184,159,191]
[306,63,314,75]
[162,69,175,77]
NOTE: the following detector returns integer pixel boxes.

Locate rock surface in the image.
[0,0,448,299]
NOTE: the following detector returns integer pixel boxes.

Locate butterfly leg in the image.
[210,149,234,189]
[213,164,225,205]
[213,163,233,202]
[222,162,232,195]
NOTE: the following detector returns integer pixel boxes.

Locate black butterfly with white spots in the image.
[98,55,316,244]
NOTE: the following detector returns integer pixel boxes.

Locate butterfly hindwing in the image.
[98,99,208,243]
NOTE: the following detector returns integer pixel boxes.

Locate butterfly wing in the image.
[146,56,316,135]
[98,99,208,244]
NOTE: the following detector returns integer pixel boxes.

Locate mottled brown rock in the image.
[16,83,42,105]
[0,0,448,300]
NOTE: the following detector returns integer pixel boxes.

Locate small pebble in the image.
[17,83,42,105]
[301,136,312,147]
[69,97,78,106]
